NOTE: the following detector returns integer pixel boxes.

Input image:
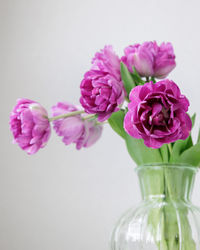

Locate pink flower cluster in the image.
[10,99,103,154]
[10,41,192,154]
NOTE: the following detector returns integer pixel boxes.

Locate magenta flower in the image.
[124,80,192,148]
[10,98,51,154]
[52,102,103,149]
[80,45,126,122]
[121,41,176,79]
[91,45,121,80]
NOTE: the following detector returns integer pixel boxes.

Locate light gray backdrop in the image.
[1,0,200,249]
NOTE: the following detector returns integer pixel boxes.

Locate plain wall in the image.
[1,0,200,249]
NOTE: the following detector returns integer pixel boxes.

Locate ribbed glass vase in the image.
[111,164,200,250]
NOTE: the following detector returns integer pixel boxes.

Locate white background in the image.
[1,0,200,249]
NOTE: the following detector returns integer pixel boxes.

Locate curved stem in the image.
[82,114,97,121]
[96,121,108,126]
[48,110,85,122]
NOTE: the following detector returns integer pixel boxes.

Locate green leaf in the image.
[108,109,162,165]
[170,137,192,163]
[132,67,140,77]
[120,62,136,96]
[159,144,169,163]
[170,113,196,163]
[179,143,200,166]
[191,113,196,128]
[197,128,200,143]
[108,110,126,139]
[125,134,163,165]
[132,67,145,85]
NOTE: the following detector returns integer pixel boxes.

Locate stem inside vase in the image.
[111,164,200,250]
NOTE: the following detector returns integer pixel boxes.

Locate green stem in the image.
[167,143,172,159]
[125,96,130,103]
[151,77,156,83]
[145,76,150,82]
[162,168,196,250]
[96,121,108,125]
[147,167,196,250]
[48,110,85,122]
[82,114,97,121]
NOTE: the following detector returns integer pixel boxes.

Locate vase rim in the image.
[136,163,198,172]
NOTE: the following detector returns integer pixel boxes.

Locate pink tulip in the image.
[121,41,176,78]
[10,98,51,154]
[52,102,103,149]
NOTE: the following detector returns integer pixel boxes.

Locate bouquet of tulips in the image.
[10,41,200,167]
[10,41,200,249]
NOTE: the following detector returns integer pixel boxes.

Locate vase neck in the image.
[137,164,197,201]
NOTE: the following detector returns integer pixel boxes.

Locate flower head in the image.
[124,80,192,148]
[52,102,103,149]
[80,46,126,122]
[91,45,121,80]
[10,98,51,154]
[121,41,176,78]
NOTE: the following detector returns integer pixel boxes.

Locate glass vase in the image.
[111,164,200,250]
